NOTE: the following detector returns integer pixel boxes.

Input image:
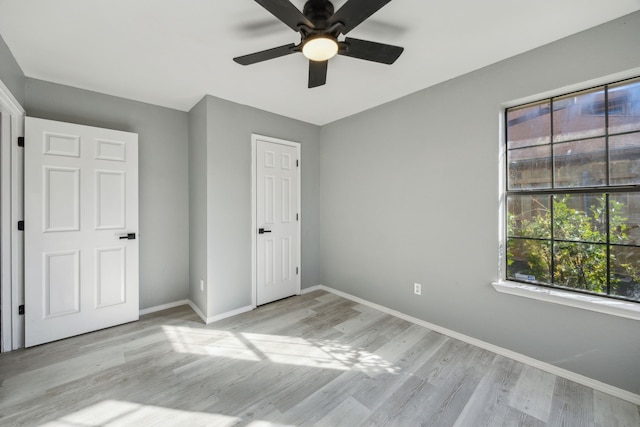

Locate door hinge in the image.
[17,220,24,231]
[18,136,24,147]
[296,213,299,221]
[296,159,299,167]
[18,304,24,315]
[296,267,299,275]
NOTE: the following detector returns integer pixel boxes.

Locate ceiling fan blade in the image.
[339,37,403,64]
[254,0,314,32]
[308,60,328,88]
[328,0,393,35]
[233,43,297,65]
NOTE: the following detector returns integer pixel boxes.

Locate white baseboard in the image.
[312,284,640,405]
[139,299,189,316]
[187,300,208,323]
[301,285,323,295]
[141,299,253,326]
[204,305,253,324]
[186,300,254,325]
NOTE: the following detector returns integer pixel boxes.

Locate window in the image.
[506,77,640,303]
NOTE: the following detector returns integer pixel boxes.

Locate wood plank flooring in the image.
[1,290,638,426]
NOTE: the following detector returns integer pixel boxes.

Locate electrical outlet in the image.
[414,283,422,295]
[200,279,204,292]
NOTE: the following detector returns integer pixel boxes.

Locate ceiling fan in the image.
[233,0,404,88]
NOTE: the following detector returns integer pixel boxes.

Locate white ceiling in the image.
[1,0,639,125]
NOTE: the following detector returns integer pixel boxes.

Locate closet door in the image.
[25,117,139,347]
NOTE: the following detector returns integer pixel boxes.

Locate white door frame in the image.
[0,78,25,352]
[251,134,301,308]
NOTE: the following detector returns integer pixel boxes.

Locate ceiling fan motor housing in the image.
[303,0,335,30]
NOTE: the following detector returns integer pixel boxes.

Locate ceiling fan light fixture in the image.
[302,36,338,61]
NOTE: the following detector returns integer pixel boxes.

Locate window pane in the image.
[507,238,551,283]
[507,101,551,149]
[609,132,640,185]
[553,88,606,142]
[610,245,640,301]
[553,242,607,293]
[553,194,607,243]
[508,146,551,190]
[554,138,606,188]
[608,77,640,134]
[610,193,640,246]
[507,195,551,238]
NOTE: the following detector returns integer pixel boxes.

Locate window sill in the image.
[491,281,640,321]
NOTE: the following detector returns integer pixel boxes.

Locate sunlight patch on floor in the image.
[243,332,399,374]
[39,400,240,426]
[246,421,296,427]
[162,325,261,361]
[162,325,399,374]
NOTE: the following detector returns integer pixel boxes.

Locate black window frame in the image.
[505,76,640,303]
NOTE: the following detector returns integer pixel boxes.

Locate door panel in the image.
[96,171,125,229]
[95,247,126,307]
[44,250,80,317]
[256,137,300,306]
[25,117,139,347]
[44,167,80,231]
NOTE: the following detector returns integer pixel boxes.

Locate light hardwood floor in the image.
[1,290,639,426]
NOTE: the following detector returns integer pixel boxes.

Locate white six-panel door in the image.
[255,136,300,306]
[25,117,139,347]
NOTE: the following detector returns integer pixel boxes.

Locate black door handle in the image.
[258,228,272,234]
[119,233,136,240]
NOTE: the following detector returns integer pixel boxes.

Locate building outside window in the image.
[505,77,640,302]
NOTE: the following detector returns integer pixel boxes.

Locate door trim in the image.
[251,134,301,308]
[0,78,25,352]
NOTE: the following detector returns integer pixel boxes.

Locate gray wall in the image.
[203,95,321,316]
[25,78,190,310]
[319,12,640,394]
[188,98,208,314]
[0,33,24,107]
